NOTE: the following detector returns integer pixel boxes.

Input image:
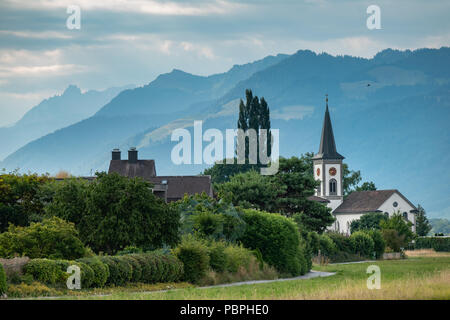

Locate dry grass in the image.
[281,270,450,300]
[405,249,450,258]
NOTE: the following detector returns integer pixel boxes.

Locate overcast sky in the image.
[0,0,449,126]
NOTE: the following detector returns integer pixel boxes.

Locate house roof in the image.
[149,176,213,201]
[313,97,344,160]
[307,195,330,203]
[334,189,417,214]
[108,159,156,180]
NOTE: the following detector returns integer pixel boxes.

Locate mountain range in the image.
[1,47,449,218]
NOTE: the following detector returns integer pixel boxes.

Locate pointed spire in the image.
[313,95,344,160]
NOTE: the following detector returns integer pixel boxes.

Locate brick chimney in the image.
[128,147,138,163]
[112,148,121,160]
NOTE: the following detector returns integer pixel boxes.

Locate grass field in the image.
[61,253,450,300]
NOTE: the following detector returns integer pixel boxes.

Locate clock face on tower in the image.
[316,168,320,176]
[329,167,337,176]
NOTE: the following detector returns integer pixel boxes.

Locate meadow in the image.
[56,251,449,300]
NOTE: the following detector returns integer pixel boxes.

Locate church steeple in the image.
[314,95,344,160]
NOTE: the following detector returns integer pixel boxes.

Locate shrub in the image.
[76,257,109,288]
[173,235,210,284]
[98,257,121,286]
[380,213,414,245]
[382,229,404,252]
[414,237,450,252]
[23,259,63,285]
[239,209,309,276]
[0,217,86,260]
[350,231,375,257]
[367,230,386,258]
[223,244,252,273]
[350,212,386,233]
[208,241,227,272]
[318,234,337,256]
[327,231,353,253]
[0,264,7,295]
[120,256,142,283]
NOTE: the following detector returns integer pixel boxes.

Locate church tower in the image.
[313,95,344,211]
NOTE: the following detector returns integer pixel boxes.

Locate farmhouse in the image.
[108,147,213,202]
[310,96,417,235]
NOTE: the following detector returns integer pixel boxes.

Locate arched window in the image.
[384,212,389,218]
[329,179,337,195]
[336,221,340,232]
[403,212,408,220]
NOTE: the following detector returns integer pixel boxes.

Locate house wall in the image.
[329,213,364,235]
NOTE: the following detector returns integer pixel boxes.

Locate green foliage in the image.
[208,241,227,272]
[367,230,386,258]
[0,217,86,259]
[381,229,404,252]
[239,209,309,276]
[0,264,6,295]
[76,257,109,287]
[350,231,375,257]
[0,172,51,232]
[223,244,253,273]
[23,259,63,285]
[326,231,353,253]
[173,235,210,284]
[55,172,181,255]
[415,205,432,236]
[318,234,337,256]
[414,237,450,252]
[216,156,334,233]
[215,170,285,212]
[45,178,89,226]
[120,256,142,283]
[380,213,414,245]
[350,212,386,233]
[175,193,246,243]
[355,181,377,192]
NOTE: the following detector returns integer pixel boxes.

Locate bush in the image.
[208,241,227,272]
[350,231,374,257]
[239,209,309,276]
[76,257,109,288]
[0,264,7,295]
[120,256,142,283]
[327,231,353,253]
[318,234,337,256]
[382,229,404,252]
[173,235,210,283]
[415,237,450,252]
[0,217,86,260]
[223,244,252,273]
[367,230,386,258]
[23,259,64,285]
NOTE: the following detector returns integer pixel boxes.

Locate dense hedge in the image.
[350,231,375,257]
[22,252,184,289]
[415,237,450,252]
[239,209,309,276]
[0,263,7,295]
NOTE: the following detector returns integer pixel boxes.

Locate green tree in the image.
[380,213,414,247]
[350,212,386,233]
[215,170,285,212]
[415,204,432,236]
[355,181,377,192]
[0,172,51,232]
[342,163,362,196]
[81,172,180,254]
[0,216,86,259]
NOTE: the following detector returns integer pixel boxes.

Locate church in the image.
[310,96,418,235]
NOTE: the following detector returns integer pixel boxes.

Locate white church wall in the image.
[329,213,364,235]
[378,193,416,232]
[314,164,322,196]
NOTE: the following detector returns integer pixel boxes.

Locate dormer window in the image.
[329,179,337,195]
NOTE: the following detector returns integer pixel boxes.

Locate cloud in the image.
[272,105,315,121]
[2,0,245,16]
